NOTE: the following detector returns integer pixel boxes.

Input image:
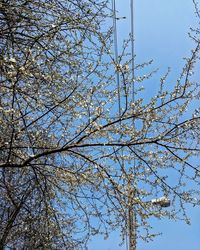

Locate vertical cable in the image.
[130,0,135,103]
[129,1,137,250]
[112,0,121,117]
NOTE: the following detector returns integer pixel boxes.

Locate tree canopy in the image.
[0,0,199,249]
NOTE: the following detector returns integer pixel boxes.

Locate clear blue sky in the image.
[89,1,200,249]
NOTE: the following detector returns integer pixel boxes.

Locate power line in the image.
[112,1,137,249]
[128,1,137,250]
[130,0,135,103]
[112,0,121,117]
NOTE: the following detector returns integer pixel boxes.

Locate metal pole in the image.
[129,0,136,249]
[128,180,136,250]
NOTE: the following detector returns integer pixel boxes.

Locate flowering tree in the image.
[0,0,199,249]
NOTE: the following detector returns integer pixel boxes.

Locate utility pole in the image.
[112,1,137,248]
[127,179,136,250]
[129,0,136,248]
[127,189,171,250]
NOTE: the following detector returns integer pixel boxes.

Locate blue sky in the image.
[89,1,200,249]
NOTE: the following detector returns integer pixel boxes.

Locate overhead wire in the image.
[112,0,121,117]
[129,1,137,250]
[130,0,135,103]
[112,1,137,249]
[112,2,129,249]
